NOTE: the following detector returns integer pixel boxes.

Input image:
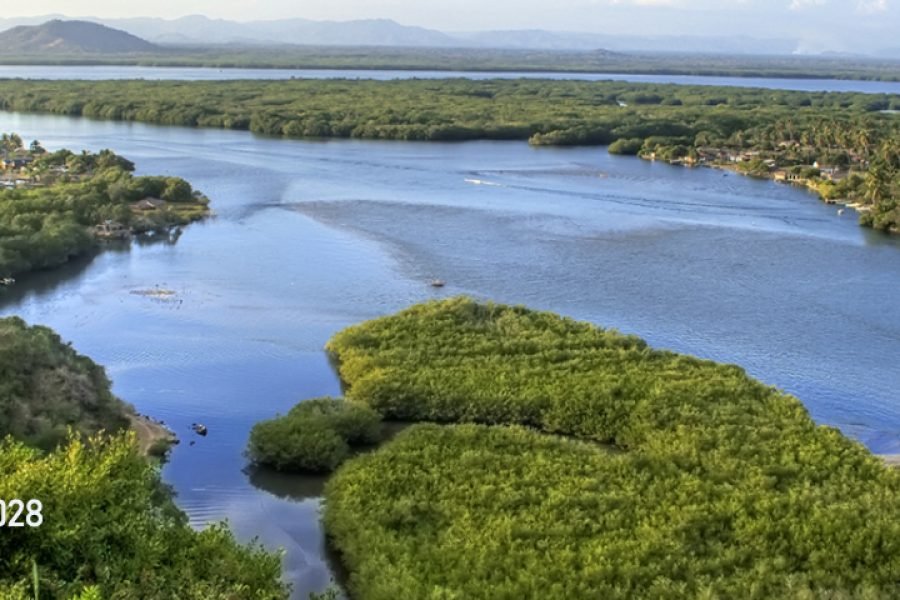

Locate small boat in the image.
[430,279,446,288]
[0,277,14,286]
[191,423,208,437]
[837,208,845,216]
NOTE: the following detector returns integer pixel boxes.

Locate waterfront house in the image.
[823,169,848,183]
[133,197,166,211]
[94,220,130,240]
[0,153,33,171]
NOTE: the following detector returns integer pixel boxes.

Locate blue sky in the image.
[11,0,900,52]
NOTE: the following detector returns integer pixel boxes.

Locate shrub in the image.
[607,137,643,155]
[248,397,382,473]
[0,433,287,598]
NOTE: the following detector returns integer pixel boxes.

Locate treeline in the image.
[1,79,896,143]
[322,298,900,599]
[2,47,900,81]
[0,135,209,278]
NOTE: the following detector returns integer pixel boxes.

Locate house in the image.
[94,220,130,240]
[773,170,804,183]
[0,153,33,171]
[133,197,166,211]
[822,169,848,183]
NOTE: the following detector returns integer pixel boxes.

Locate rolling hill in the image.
[0,19,158,54]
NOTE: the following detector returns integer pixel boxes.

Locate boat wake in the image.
[465,178,505,187]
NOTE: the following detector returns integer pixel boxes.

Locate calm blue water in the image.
[0,64,899,93]
[1,111,899,597]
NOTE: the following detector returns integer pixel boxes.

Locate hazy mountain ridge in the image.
[0,15,896,58]
[0,19,158,54]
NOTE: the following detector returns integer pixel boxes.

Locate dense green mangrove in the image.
[318,297,900,599]
[0,80,897,231]
[2,47,899,81]
[247,397,382,473]
[0,133,209,279]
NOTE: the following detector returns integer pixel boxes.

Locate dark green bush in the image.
[248,397,382,473]
[607,137,643,155]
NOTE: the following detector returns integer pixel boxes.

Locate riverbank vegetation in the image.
[0,318,288,598]
[0,133,210,279]
[1,47,899,81]
[0,79,897,231]
[0,433,288,599]
[320,298,900,599]
[0,316,129,450]
[247,397,382,473]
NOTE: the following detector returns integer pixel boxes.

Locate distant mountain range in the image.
[0,15,896,58]
[0,15,802,55]
[0,20,157,54]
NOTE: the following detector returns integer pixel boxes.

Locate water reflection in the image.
[247,466,329,502]
[0,253,98,307]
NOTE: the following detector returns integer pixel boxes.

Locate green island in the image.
[0,132,210,280]
[247,397,382,473]
[253,297,900,599]
[0,80,897,231]
[0,317,288,598]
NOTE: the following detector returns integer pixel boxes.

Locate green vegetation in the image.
[0,79,897,230]
[322,298,900,599]
[1,46,899,81]
[0,317,288,598]
[0,433,287,599]
[248,397,382,473]
[0,316,129,451]
[0,133,210,278]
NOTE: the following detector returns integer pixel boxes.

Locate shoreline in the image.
[652,157,899,235]
[882,455,900,468]
[128,413,178,457]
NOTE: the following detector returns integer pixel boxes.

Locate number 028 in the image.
[0,499,43,527]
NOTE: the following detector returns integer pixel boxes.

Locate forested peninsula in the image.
[0,80,897,231]
[0,317,288,598]
[0,132,209,280]
[2,48,899,82]
[256,298,900,599]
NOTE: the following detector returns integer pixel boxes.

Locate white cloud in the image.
[856,0,888,13]
[789,0,827,10]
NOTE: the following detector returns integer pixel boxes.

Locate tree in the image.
[1,133,23,153]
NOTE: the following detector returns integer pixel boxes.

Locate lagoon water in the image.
[2,112,900,597]
[1,64,900,93]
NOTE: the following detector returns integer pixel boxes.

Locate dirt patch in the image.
[128,413,177,456]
